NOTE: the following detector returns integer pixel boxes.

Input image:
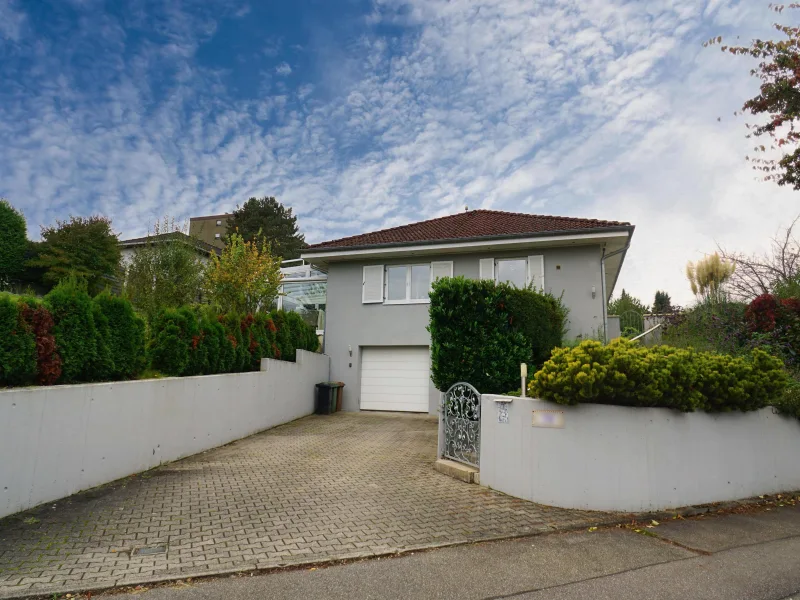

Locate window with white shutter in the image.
[362,265,384,303]
[479,258,494,280]
[527,255,545,290]
[431,261,453,283]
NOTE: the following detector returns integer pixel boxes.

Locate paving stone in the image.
[0,412,612,598]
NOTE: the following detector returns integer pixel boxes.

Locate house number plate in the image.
[532,410,564,429]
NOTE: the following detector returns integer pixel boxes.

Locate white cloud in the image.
[0,0,796,309]
[0,0,26,41]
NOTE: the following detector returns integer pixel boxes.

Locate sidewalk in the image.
[95,504,800,600]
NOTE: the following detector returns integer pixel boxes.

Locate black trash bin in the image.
[315,382,344,415]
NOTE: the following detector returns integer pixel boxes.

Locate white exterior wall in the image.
[480,395,800,512]
[0,350,329,519]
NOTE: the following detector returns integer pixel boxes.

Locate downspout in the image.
[600,238,632,344]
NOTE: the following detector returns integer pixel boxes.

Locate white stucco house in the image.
[301,209,635,415]
[119,231,222,268]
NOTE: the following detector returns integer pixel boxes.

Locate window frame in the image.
[494,257,528,288]
[384,263,432,305]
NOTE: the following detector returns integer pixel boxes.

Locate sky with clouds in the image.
[0,0,797,305]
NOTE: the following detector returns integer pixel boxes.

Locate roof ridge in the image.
[472,209,626,226]
[311,210,476,247]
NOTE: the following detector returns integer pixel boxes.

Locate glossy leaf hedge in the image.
[530,339,788,412]
[428,276,567,393]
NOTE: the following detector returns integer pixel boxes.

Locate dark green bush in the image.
[283,311,318,360]
[428,277,565,393]
[93,292,146,379]
[428,277,530,393]
[198,315,225,373]
[0,294,37,386]
[221,313,248,372]
[504,286,568,367]
[531,339,788,412]
[44,277,99,383]
[254,313,278,362]
[269,310,292,361]
[773,380,800,420]
[149,308,192,376]
[91,299,115,381]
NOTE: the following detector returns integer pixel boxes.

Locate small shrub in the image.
[149,308,192,376]
[0,294,37,386]
[44,277,99,383]
[93,292,146,379]
[91,299,115,381]
[773,379,800,420]
[530,339,787,413]
[270,310,291,361]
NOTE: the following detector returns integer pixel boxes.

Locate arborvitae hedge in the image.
[0,294,37,386]
[147,308,317,378]
[44,278,100,383]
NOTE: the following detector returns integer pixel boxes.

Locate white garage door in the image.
[360,347,430,412]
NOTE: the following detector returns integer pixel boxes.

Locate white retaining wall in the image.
[0,350,330,519]
[480,395,800,512]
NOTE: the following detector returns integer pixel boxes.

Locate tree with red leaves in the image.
[707,4,800,189]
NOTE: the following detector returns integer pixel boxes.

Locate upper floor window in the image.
[215,233,221,239]
[362,261,453,304]
[386,264,430,304]
[496,259,527,288]
[216,220,222,226]
[480,255,544,290]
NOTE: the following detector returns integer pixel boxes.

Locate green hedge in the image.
[530,339,788,412]
[42,280,146,383]
[0,294,37,386]
[148,308,317,377]
[0,284,315,386]
[428,276,567,393]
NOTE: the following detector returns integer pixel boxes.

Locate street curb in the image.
[2,492,797,600]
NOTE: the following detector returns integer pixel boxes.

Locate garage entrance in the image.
[360,346,430,412]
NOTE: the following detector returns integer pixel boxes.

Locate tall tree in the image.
[29,215,121,293]
[0,199,27,281]
[227,197,306,260]
[203,232,282,314]
[608,289,650,316]
[686,253,736,302]
[707,5,800,188]
[653,290,674,313]
[124,217,205,322]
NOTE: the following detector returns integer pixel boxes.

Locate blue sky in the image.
[0,0,797,304]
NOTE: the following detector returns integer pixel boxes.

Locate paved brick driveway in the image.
[0,412,616,599]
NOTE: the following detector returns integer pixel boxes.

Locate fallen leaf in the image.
[651,520,660,526]
[588,527,598,532]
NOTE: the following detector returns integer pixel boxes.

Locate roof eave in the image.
[302,225,634,259]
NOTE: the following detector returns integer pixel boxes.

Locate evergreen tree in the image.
[226,197,306,260]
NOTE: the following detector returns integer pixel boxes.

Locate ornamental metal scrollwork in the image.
[443,382,481,468]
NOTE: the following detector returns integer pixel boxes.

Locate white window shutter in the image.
[431,261,453,282]
[362,265,384,303]
[528,255,545,290]
[479,258,494,281]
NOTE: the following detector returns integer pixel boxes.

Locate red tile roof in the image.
[307,209,632,250]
